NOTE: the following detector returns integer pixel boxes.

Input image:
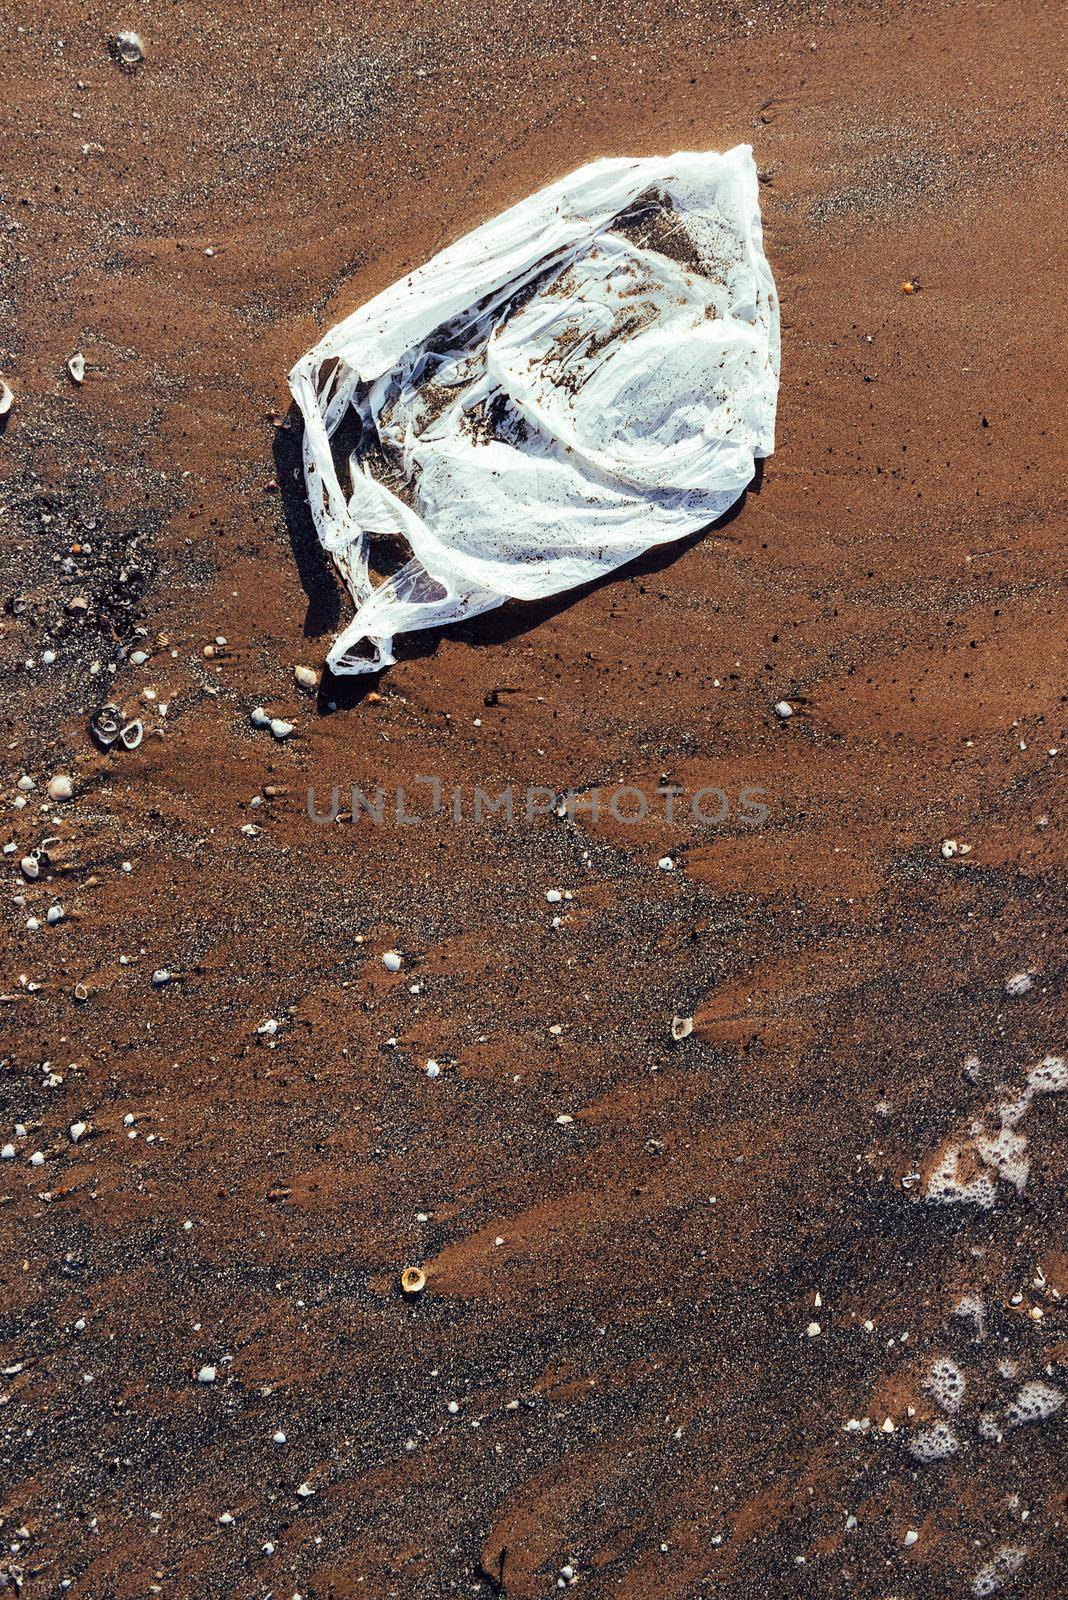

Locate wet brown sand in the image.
[0,3,1065,1596]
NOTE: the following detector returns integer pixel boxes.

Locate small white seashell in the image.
[17,774,35,792]
[269,719,294,740]
[272,1430,286,1445]
[69,1121,89,1143]
[425,1060,440,1079]
[257,1019,279,1036]
[0,379,13,416]
[119,720,143,750]
[1004,971,1034,996]
[0,1144,14,1161]
[30,1151,45,1167]
[941,839,958,858]
[903,1530,919,1548]
[545,889,562,903]
[671,1014,694,1041]
[658,856,674,871]
[48,774,74,801]
[197,1364,217,1383]
[67,353,86,385]
[130,649,149,666]
[217,1511,234,1525]
[20,856,40,880]
[46,905,64,925]
[42,649,56,665]
[382,950,402,972]
[774,700,794,719]
[807,1321,821,1337]
[151,968,172,987]
[114,30,144,67]
[294,665,318,691]
[250,706,271,728]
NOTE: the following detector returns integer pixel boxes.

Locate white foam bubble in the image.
[1027,1054,1066,1094]
[1004,1379,1064,1429]
[974,1127,1030,1191]
[1004,972,1034,996]
[951,1294,986,1339]
[923,1356,966,1413]
[971,1546,1027,1597]
[908,1419,960,1463]
[995,1093,1032,1128]
[924,1147,997,1208]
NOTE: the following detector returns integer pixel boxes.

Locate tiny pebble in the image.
[382,950,402,972]
[774,700,793,719]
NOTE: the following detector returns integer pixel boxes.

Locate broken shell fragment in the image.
[119,719,143,750]
[269,718,294,740]
[73,982,89,1003]
[48,774,74,801]
[671,1014,694,1041]
[400,1266,426,1298]
[67,353,86,385]
[90,703,123,747]
[0,379,12,417]
[250,706,270,728]
[293,665,319,692]
[20,855,40,880]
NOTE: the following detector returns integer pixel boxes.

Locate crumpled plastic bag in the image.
[289,144,779,674]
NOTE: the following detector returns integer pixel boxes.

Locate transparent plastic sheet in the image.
[289,144,780,674]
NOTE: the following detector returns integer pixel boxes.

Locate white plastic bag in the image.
[289,144,779,674]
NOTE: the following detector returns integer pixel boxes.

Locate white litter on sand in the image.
[290,146,779,673]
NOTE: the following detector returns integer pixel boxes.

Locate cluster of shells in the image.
[90,703,143,751]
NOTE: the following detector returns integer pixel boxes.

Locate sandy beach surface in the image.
[1,2,1065,1596]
